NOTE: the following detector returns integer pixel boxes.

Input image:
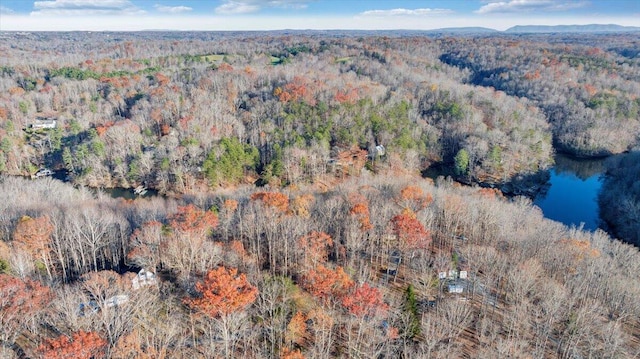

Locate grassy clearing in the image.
[200,54,226,62]
[335,57,351,63]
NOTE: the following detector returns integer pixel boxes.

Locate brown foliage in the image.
[155,72,170,86]
[298,231,333,266]
[250,191,290,213]
[333,88,359,104]
[39,331,106,359]
[185,266,258,317]
[8,86,25,96]
[280,347,306,359]
[398,185,433,211]
[128,221,164,269]
[218,63,234,72]
[291,194,314,217]
[223,198,239,213]
[13,215,53,260]
[336,147,368,177]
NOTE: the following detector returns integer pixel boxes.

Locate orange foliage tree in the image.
[185,266,258,318]
[349,201,373,231]
[285,311,308,347]
[39,331,106,359]
[250,191,290,213]
[300,265,353,300]
[169,204,218,235]
[13,215,54,278]
[297,231,333,267]
[341,283,388,318]
[280,347,306,359]
[398,185,433,212]
[390,208,431,251]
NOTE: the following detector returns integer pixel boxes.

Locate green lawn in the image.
[270,56,282,64]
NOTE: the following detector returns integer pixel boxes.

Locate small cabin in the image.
[448,284,464,294]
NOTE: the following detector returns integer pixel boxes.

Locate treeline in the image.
[599,151,640,246]
[0,174,639,358]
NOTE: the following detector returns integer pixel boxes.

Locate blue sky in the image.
[0,0,638,31]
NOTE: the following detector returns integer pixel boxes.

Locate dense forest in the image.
[0,31,639,358]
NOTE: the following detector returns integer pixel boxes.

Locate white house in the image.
[132,268,157,290]
[31,117,57,129]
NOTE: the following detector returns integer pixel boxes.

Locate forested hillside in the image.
[0,31,639,358]
[438,34,640,157]
[0,32,555,192]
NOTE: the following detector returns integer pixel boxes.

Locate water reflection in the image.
[552,154,608,180]
[533,153,606,231]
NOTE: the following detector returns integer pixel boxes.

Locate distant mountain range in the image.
[504,24,640,33]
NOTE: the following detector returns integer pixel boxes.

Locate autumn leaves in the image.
[185,266,258,318]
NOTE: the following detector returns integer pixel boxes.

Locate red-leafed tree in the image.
[39,331,106,359]
[185,266,258,318]
[390,208,431,252]
[0,274,52,348]
[341,283,388,318]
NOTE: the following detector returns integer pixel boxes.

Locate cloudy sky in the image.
[0,0,638,31]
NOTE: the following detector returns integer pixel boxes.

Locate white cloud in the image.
[0,6,15,14]
[31,0,144,16]
[154,4,192,14]
[476,0,589,14]
[360,8,454,17]
[215,0,311,15]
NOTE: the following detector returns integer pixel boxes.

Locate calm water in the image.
[533,154,608,231]
[99,187,160,200]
